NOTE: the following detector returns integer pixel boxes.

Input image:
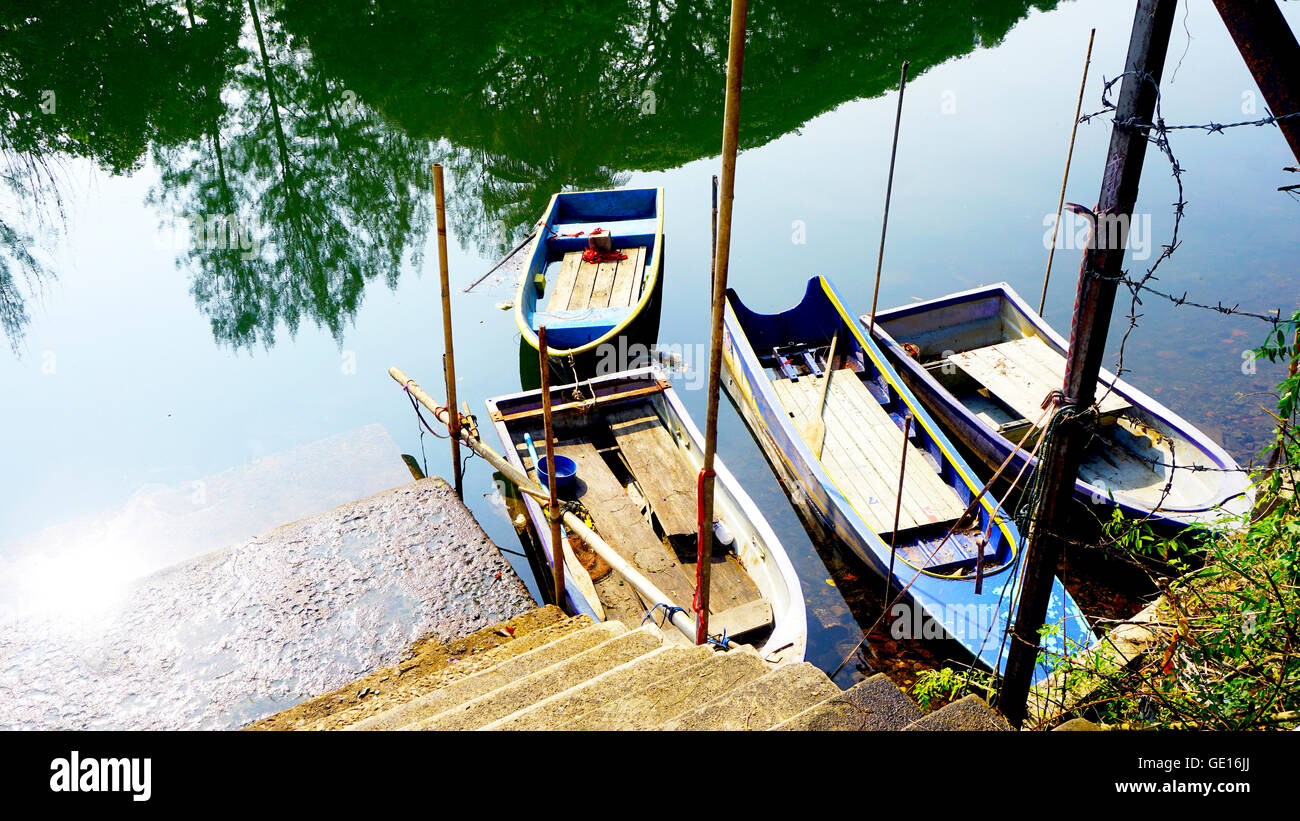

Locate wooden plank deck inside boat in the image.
[512,398,766,634]
[773,370,967,534]
[949,336,1130,426]
[546,247,648,312]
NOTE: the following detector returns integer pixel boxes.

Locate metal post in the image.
[999,0,1177,727]
[538,326,564,610]
[432,164,463,499]
[868,61,909,332]
[697,0,749,646]
[1212,0,1300,164]
[710,174,719,304]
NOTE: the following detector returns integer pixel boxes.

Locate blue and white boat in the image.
[866,283,1254,531]
[514,187,664,359]
[723,275,1091,680]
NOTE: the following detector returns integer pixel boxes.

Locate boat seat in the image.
[546,246,648,312]
[773,370,967,535]
[948,336,1130,427]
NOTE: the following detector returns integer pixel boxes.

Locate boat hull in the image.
[865,283,1254,531]
[485,366,807,665]
[724,277,1091,681]
[514,187,665,359]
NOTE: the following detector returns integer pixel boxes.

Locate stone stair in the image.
[252,606,1013,731]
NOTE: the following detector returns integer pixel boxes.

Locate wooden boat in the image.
[514,187,665,360]
[865,283,1254,531]
[723,276,1091,679]
[485,366,807,665]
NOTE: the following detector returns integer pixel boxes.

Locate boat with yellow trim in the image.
[722,275,1091,680]
[514,187,664,360]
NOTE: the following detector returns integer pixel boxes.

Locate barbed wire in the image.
[1012,63,1299,563]
[1076,70,1296,333]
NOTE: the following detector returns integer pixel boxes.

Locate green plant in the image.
[911,666,998,711]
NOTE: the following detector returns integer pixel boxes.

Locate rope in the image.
[693,467,717,617]
[1013,402,1086,536]
[642,602,687,629]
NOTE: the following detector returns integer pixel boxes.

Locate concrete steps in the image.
[412,625,668,731]
[257,605,1015,731]
[903,693,1012,731]
[350,619,624,730]
[772,672,925,731]
[659,662,840,731]
[483,644,716,731]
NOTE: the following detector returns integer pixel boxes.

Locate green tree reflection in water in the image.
[3,0,1054,351]
[149,0,437,349]
[0,0,238,350]
[282,0,1056,255]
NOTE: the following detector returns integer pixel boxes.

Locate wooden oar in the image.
[799,331,839,459]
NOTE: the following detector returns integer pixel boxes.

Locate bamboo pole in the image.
[538,326,565,610]
[868,61,909,333]
[886,415,912,599]
[697,0,749,647]
[1039,29,1096,318]
[388,366,696,641]
[432,164,463,498]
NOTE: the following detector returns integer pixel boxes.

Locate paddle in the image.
[799,331,839,459]
[461,229,537,293]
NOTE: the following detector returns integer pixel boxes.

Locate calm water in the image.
[3,0,1297,685]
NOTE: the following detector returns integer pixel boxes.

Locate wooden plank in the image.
[605,402,698,538]
[708,599,773,639]
[550,437,700,613]
[588,257,621,309]
[827,376,957,529]
[491,381,667,424]
[824,378,952,530]
[951,336,1129,425]
[545,253,583,312]
[566,254,600,310]
[773,372,965,535]
[682,553,762,612]
[609,246,647,307]
[774,378,899,532]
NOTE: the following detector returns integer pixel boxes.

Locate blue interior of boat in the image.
[728,277,1016,578]
[520,188,661,347]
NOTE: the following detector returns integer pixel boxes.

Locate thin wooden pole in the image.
[709,173,719,304]
[432,164,463,498]
[1040,29,1096,318]
[886,415,912,599]
[538,326,564,610]
[868,61,909,333]
[1000,0,1176,727]
[697,0,749,647]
